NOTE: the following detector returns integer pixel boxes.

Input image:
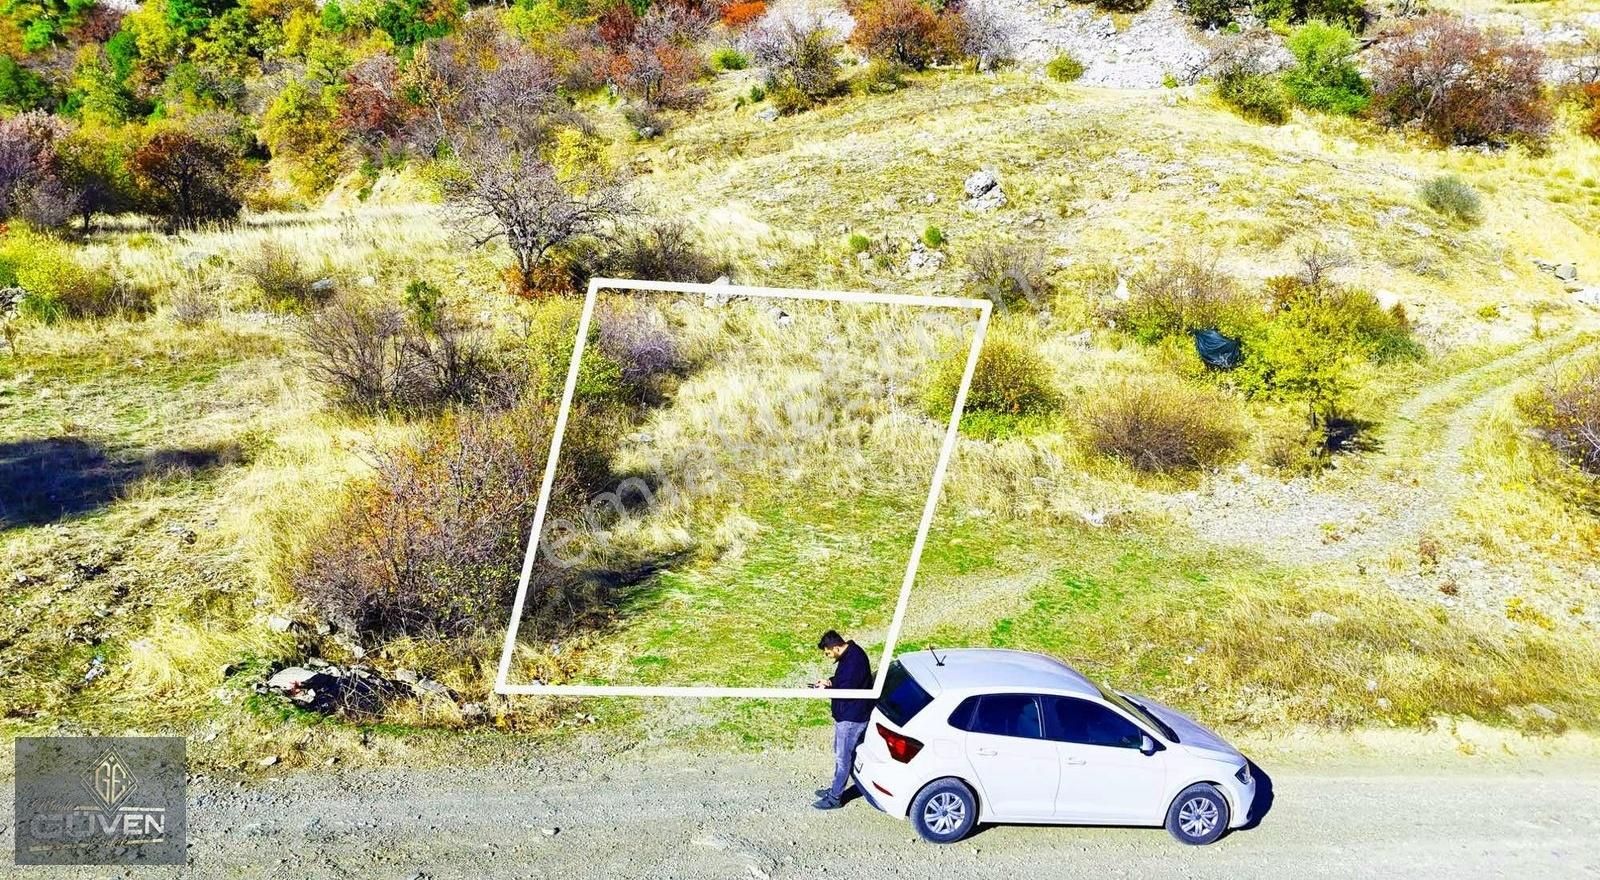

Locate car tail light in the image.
[876,723,923,763]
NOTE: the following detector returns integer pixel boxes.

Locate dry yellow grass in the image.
[6,66,1600,758]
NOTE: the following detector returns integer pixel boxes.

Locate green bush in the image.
[1218,69,1291,124]
[1045,53,1085,83]
[855,58,908,95]
[1087,378,1244,472]
[1419,175,1482,226]
[1232,276,1421,425]
[0,227,133,321]
[1283,21,1370,115]
[1196,0,1367,28]
[847,233,871,253]
[711,47,750,71]
[923,332,1060,426]
[922,224,945,248]
[0,54,52,113]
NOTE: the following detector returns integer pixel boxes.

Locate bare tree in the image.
[408,18,632,294]
[443,139,631,296]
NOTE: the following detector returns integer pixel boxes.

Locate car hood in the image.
[1126,694,1242,760]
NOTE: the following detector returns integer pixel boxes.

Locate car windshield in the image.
[1095,682,1179,743]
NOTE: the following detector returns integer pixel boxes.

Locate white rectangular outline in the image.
[494,278,992,698]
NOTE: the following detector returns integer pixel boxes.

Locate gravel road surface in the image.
[7,745,1600,879]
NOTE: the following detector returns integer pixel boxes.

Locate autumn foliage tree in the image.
[130,123,243,232]
[847,0,962,71]
[1368,14,1551,148]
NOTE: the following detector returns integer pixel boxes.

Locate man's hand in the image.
[814,678,832,689]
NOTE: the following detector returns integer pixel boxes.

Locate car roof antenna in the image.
[929,646,946,666]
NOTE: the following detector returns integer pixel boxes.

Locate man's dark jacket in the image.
[829,641,874,723]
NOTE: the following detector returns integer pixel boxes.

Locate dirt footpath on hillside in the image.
[6,740,1600,880]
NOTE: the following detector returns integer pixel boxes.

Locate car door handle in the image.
[976,748,998,757]
[1064,757,1086,765]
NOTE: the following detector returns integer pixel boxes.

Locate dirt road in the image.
[7,743,1600,879]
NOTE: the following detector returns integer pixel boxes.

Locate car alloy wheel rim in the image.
[923,792,966,835]
[1178,796,1219,838]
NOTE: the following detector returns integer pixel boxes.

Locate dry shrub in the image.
[168,280,221,326]
[298,292,506,413]
[746,10,844,113]
[595,301,687,392]
[1087,378,1244,472]
[599,220,732,283]
[1522,360,1600,475]
[239,240,326,312]
[1369,14,1551,148]
[963,241,1053,311]
[294,406,611,642]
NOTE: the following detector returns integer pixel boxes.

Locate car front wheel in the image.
[1165,783,1230,845]
[909,778,978,844]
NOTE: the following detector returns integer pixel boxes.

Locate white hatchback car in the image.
[851,649,1256,845]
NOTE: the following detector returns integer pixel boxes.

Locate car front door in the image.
[954,694,1060,821]
[1042,695,1168,824]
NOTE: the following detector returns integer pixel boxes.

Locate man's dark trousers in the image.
[827,641,874,800]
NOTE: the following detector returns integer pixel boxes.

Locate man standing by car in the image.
[813,630,873,810]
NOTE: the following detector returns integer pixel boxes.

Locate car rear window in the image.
[877,660,934,726]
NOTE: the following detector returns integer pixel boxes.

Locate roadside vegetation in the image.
[3,0,1600,766]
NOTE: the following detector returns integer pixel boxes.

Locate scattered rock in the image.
[1530,703,1559,722]
[258,755,279,768]
[541,827,560,837]
[767,306,793,327]
[963,167,1007,211]
[266,614,294,633]
[755,106,779,122]
[310,278,336,293]
[1573,288,1600,308]
[409,677,454,700]
[1554,263,1579,282]
[922,192,938,205]
[905,243,946,276]
[1307,610,1340,627]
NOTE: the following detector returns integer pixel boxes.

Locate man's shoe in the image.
[814,788,831,798]
[812,795,843,810]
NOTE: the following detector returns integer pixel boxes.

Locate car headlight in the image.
[1235,763,1252,785]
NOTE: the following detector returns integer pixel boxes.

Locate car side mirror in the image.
[1139,734,1158,755]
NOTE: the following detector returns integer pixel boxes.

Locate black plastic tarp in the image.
[1192,329,1241,369]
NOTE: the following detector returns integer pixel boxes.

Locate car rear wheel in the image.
[1165,783,1230,845]
[909,778,978,844]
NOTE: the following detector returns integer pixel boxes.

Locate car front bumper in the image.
[1222,771,1257,828]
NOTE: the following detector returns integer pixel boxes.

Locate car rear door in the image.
[951,694,1059,821]
[1041,695,1168,824]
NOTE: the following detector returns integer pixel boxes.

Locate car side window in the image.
[1043,696,1145,749]
[957,694,1043,739]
